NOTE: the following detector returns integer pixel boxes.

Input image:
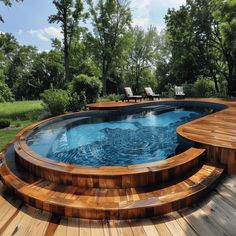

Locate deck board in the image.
[0,175,236,235]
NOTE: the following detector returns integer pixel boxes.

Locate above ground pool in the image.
[26,105,213,166]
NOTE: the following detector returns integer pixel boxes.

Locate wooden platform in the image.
[0,160,224,220]
[14,146,205,188]
[88,98,236,173]
[0,98,235,221]
[0,174,236,235]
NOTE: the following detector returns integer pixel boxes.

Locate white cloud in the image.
[27,27,63,42]
[18,29,23,35]
[131,0,152,28]
[157,0,186,8]
[131,0,186,30]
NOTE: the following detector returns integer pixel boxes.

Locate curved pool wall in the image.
[23,100,226,167]
[26,100,226,136]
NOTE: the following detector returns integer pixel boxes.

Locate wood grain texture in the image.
[0,161,224,220]
[1,175,236,235]
[13,146,205,188]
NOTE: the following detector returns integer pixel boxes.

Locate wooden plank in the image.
[1,205,37,236]
[103,221,119,236]
[116,221,134,236]
[54,217,68,236]
[0,200,22,234]
[216,183,236,209]
[151,216,172,236]
[199,194,236,235]
[171,212,197,236]
[79,219,91,236]
[129,220,147,236]
[91,220,104,236]
[140,219,160,236]
[28,210,51,236]
[162,213,187,236]
[67,218,79,236]
[180,207,228,236]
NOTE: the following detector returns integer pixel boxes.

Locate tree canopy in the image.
[1,0,236,103]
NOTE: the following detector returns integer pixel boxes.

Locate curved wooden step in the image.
[14,143,206,188]
[0,162,224,220]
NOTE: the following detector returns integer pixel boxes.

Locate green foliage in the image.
[182,82,194,97]
[70,74,102,103]
[41,89,70,116]
[126,26,160,92]
[99,93,122,102]
[86,0,132,95]
[192,78,215,97]
[165,0,236,96]
[0,119,10,129]
[49,0,86,82]
[68,91,86,112]
[0,81,14,102]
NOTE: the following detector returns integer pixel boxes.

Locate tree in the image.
[0,0,23,22]
[49,0,85,82]
[165,0,236,96]
[213,0,236,96]
[126,26,160,92]
[86,0,132,95]
[165,5,203,85]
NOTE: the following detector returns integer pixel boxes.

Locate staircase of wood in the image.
[0,144,224,220]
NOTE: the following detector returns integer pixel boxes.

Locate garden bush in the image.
[192,78,215,97]
[41,89,69,116]
[69,74,102,103]
[68,91,87,112]
[0,81,15,103]
[99,93,122,102]
[0,119,10,129]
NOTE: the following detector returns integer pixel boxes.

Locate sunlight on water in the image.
[27,108,205,166]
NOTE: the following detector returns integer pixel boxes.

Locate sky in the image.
[0,0,186,51]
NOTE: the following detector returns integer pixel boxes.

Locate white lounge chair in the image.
[144,87,160,100]
[174,86,185,99]
[123,87,142,102]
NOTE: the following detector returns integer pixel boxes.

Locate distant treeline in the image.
[0,0,235,102]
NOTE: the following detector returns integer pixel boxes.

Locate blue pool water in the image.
[27,108,208,166]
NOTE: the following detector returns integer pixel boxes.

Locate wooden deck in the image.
[0,174,236,235]
[88,98,236,173]
[1,98,236,228]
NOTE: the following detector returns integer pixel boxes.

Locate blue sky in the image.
[0,0,185,51]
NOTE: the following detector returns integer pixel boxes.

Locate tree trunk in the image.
[102,74,107,96]
[102,59,107,96]
[135,66,139,93]
[64,24,70,82]
[227,77,236,97]
[212,75,219,94]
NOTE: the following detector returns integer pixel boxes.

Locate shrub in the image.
[41,89,69,116]
[99,93,122,102]
[0,81,14,103]
[192,78,215,97]
[182,82,194,97]
[68,91,87,112]
[0,119,10,129]
[69,74,102,103]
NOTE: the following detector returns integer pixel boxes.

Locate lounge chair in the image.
[175,86,185,99]
[144,87,160,100]
[123,87,143,102]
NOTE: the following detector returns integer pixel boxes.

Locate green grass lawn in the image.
[0,100,44,150]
